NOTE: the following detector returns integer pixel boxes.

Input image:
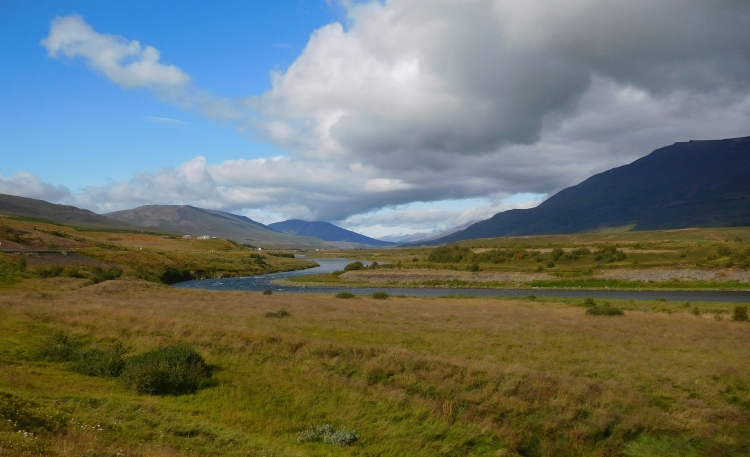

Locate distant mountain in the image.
[426,136,750,244]
[0,193,128,228]
[106,205,322,246]
[268,220,395,247]
[380,220,481,243]
[379,232,433,243]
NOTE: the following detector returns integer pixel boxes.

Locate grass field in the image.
[1,277,749,456]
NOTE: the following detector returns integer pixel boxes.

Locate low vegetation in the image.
[1,278,749,455]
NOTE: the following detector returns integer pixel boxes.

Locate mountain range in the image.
[3,135,749,245]
[104,205,325,246]
[424,136,750,244]
[268,219,394,247]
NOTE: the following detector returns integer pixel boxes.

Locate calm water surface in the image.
[174,258,750,303]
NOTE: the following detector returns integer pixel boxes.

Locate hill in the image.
[0,193,129,228]
[428,136,750,244]
[105,205,322,246]
[268,220,395,247]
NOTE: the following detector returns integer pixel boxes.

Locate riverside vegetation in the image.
[1,277,749,456]
[287,226,750,291]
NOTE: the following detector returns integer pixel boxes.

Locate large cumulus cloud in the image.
[35,2,750,231]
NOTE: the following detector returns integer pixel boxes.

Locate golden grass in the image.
[1,278,749,456]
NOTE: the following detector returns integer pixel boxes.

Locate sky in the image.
[2,0,750,239]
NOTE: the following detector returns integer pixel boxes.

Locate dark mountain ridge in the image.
[427,136,750,244]
[268,220,395,247]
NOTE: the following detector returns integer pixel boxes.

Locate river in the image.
[173,258,750,303]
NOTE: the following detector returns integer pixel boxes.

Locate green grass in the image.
[2,280,750,455]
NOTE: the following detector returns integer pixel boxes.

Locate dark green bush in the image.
[344,261,364,271]
[428,245,473,263]
[586,305,624,316]
[32,331,82,362]
[583,297,596,307]
[120,345,209,395]
[372,291,389,299]
[160,268,194,284]
[268,252,295,258]
[550,247,565,261]
[265,309,291,318]
[335,291,356,299]
[70,342,126,377]
[36,266,63,278]
[733,305,748,322]
[595,245,627,262]
[467,263,480,272]
[90,266,122,284]
[263,288,273,295]
[717,245,732,258]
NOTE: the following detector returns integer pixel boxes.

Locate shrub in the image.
[546,261,555,268]
[344,261,364,271]
[583,297,596,307]
[427,245,473,263]
[71,342,126,377]
[36,265,63,278]
[91,266,123,284]
[265,309,291,318]
[160,268,194,284]
[550,247,565,261]
[372,291,389,299]
[32,331,82,362]
[296,424,360,447]
[269,252,295,258]
[586,305,624,316]
[692,307,701,317]
[732,305,748,322]
[412,257,419,262]
[595,245,627,262]
[120,345,210,395]
[16,257,26,272]
[467,263,480,272]
[263,288,273,295]
[717,245,732,257]
[335,291,356,299]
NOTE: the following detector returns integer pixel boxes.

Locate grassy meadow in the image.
[1,278,749,456]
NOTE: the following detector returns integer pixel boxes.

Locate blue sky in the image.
[1,0,341,188]
[2,1,750,238]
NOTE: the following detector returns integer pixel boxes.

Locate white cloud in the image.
[0,172,71,202]
[41,15,189,88]
[35,4,750,235]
